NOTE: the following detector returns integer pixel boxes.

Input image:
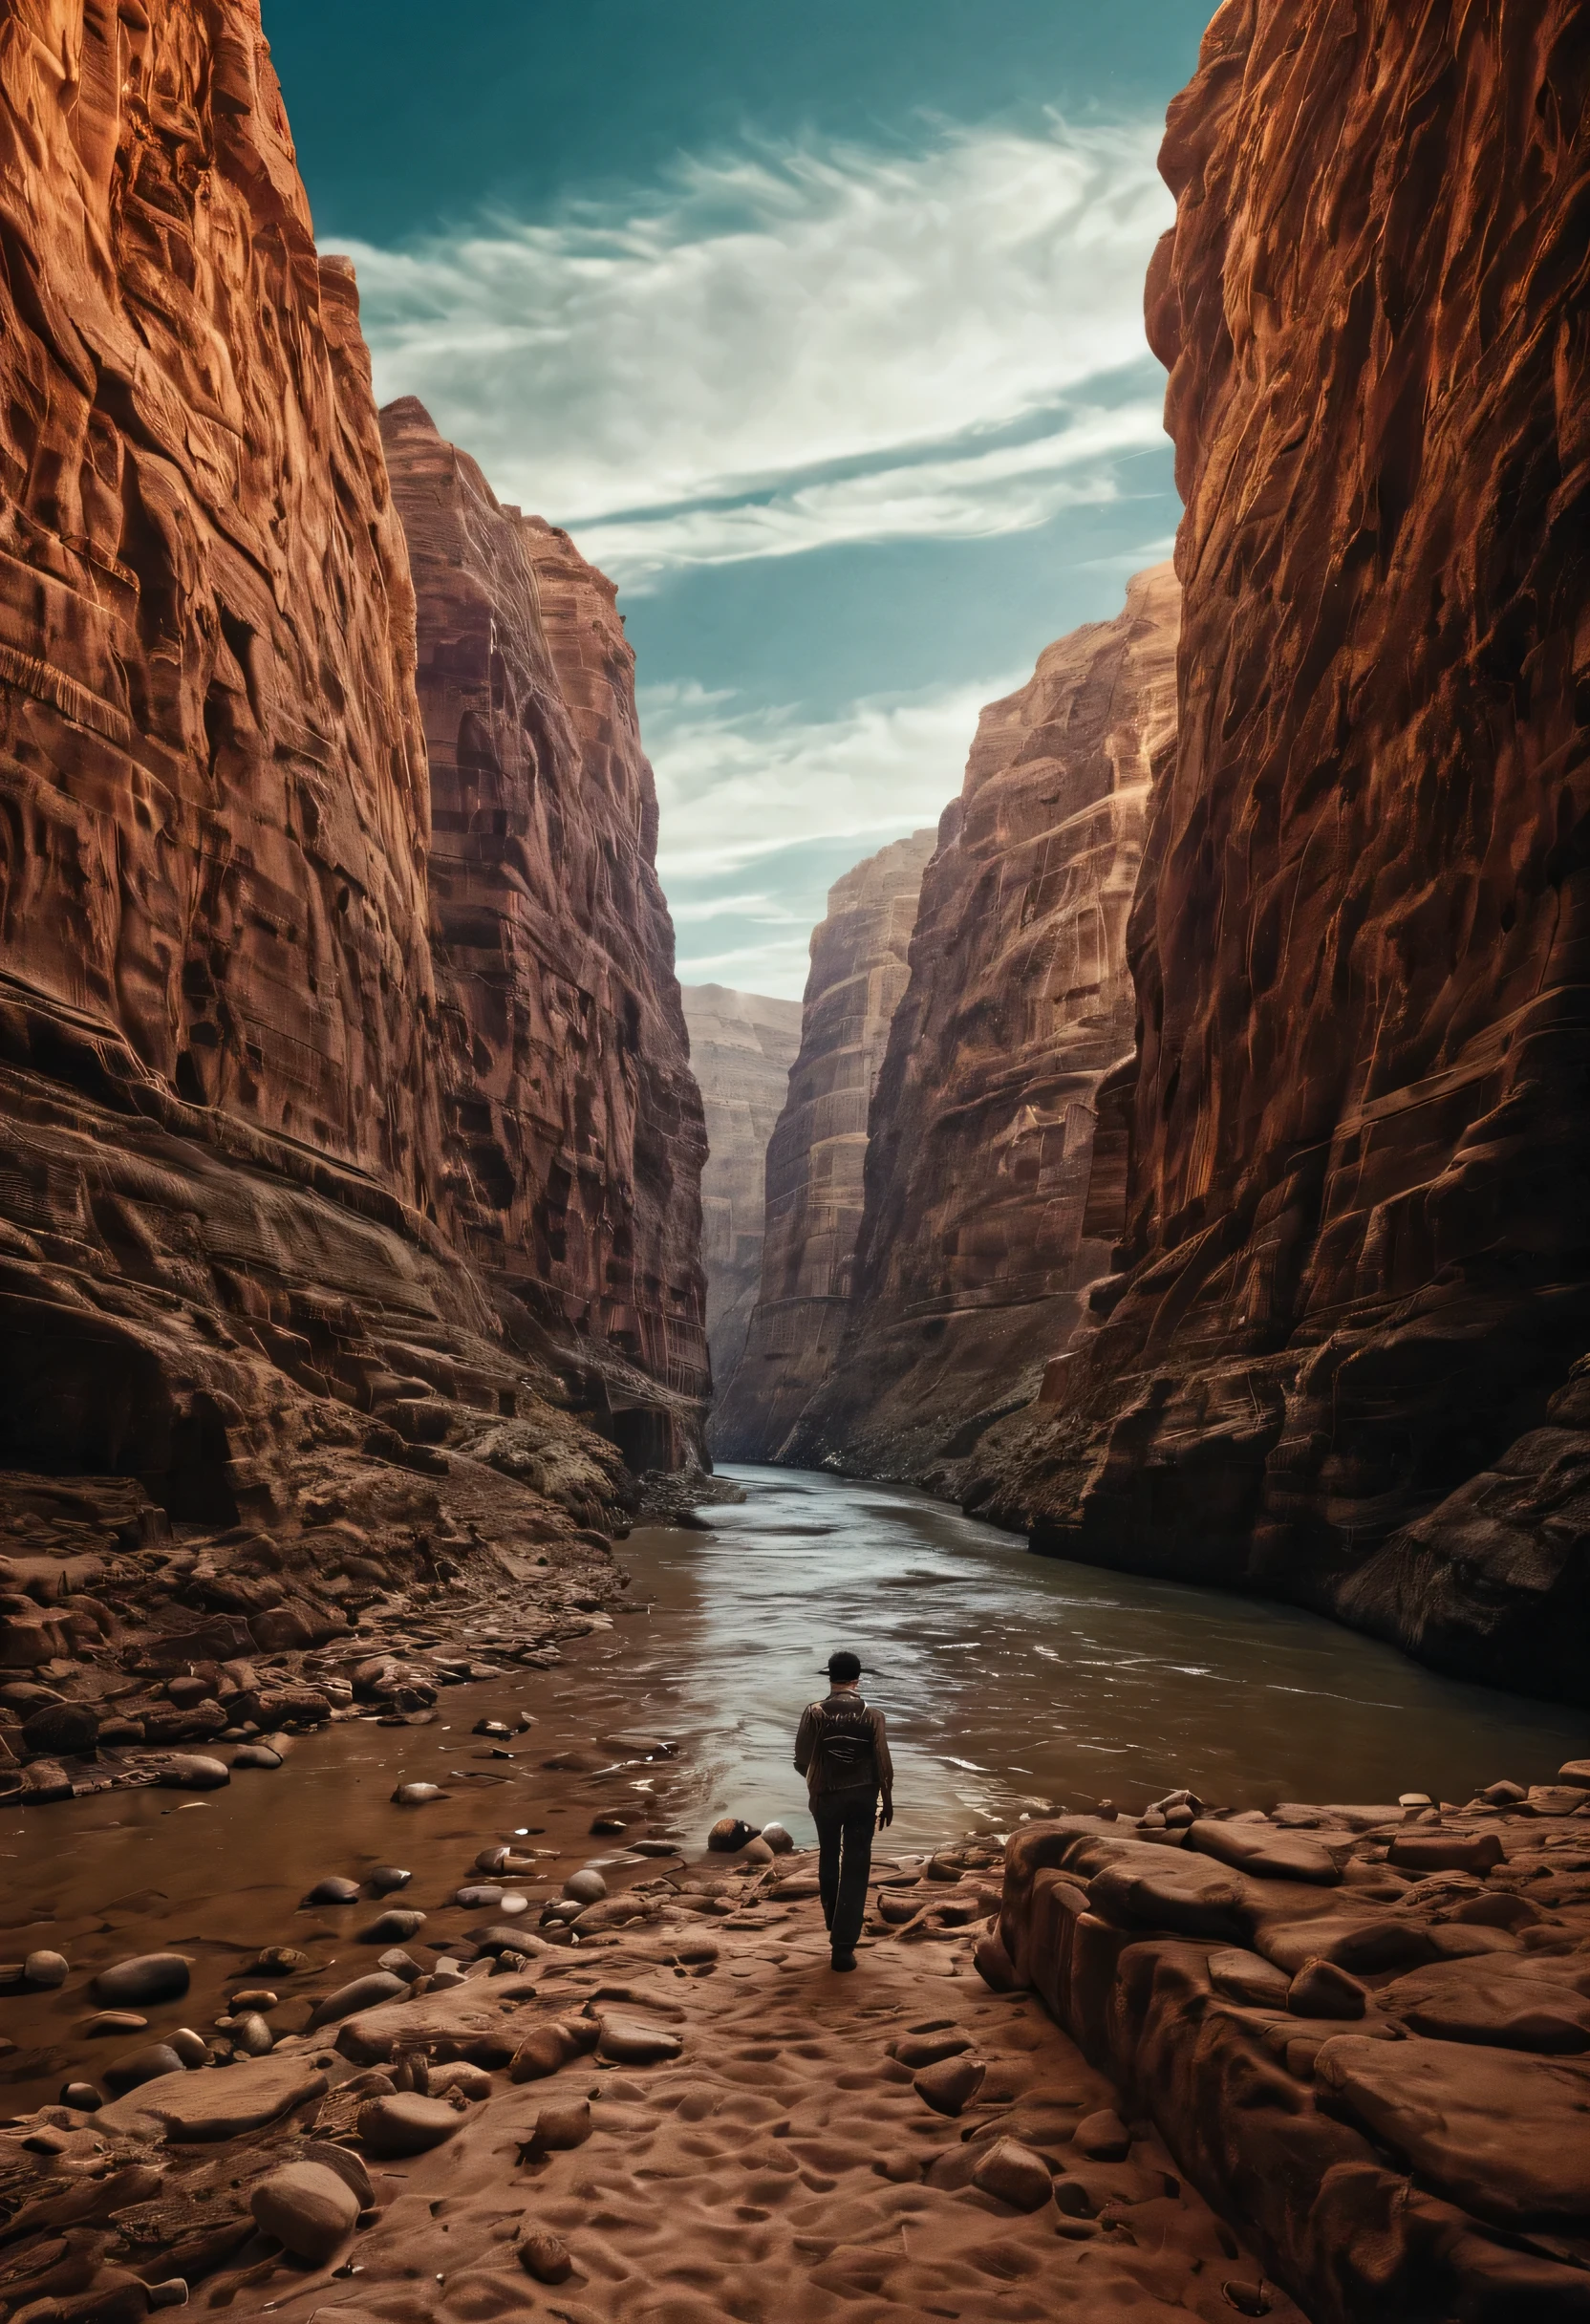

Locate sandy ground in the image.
[188,1860,1298,2324]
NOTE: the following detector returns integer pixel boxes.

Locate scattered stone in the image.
[455,1883,505,1909]
[22,1759,74,1803]
[1288,1959,1368,2018]
[894,2027,972,2068]
[251,2160,359,2265]
[707,1817,758,1852]
[1558,1759,1590,1790]
[369,1865,413,1893]
[104,2041,188,2092]
[1073,2110,1131,2162]
[59,2081,102,2110]
[760,1821,794,1853]
[971,2136,1053,2210]
[1482,1780,1528,1805]
[590,1814,628,1835]
[1223,2280,1272,2317]
[83,2010,148,2035]
[309,1972,410,2029]
[594,2013,682,2065]
[303,1875,361,1905]
[377,1948,422,1982]
[562,1868,607,1904]
[95,1952,191,2008]
[22,1700,99,1756]
[230,1744,283,1770]
[518,2098,592,2156]
[429,2060,493,2100]
[473,1719,512,1739]
[913,2055,985,2116]
[25,1948,68,1987]
[230,1988,279,2010]
[231,2011,275,2055]
[1388,1831,1505,1876]
[251,1946,312,1975]
[156,1754,229,1790]
[362,1908,425,1943]
[519,2227,573,2284]
[357,2092,464,2157]
[168,2027,209,2067]
[392,1781,448,1804]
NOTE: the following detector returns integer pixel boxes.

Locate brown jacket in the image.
[794,1690,894,1803]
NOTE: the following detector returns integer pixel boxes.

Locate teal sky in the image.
[262,1,1211,997]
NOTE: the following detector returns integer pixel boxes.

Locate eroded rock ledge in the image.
[993,1764,1590,2320]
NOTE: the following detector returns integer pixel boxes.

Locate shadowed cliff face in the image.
[680,984,803,1396]
[711,831,935,1460]
[782,567,1180,1489]
[999,0,1590,1705]
[0,0,698,1597]
[381,399,711,1466]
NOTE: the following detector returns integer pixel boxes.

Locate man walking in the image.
[794,1649,894,1971]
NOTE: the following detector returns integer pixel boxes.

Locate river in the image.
[1,1463,1581,2111]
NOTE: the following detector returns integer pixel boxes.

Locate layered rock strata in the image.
[994,1769,1590,2322]
[994,0,1590,1705]
[381,399,710,1471]
[784,569,1179,1489]
[679,984,803,1393]
[711,832,935,1459]
[0,1,703,1722]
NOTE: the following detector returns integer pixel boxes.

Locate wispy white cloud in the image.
[335,117,1171,579]
[647,676,1005,887]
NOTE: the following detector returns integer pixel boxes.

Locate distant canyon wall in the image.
[680,984,803,1397]
[784,566,1180,1487]
[987,0,1590,1704]
[711,832,935,1460]
[0,0,705,1530]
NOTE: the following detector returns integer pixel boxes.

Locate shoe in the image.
[830,1950,856,1971]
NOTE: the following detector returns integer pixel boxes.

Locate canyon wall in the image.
[784,567,1180,1489]
[381,398,710,1471]
[711,831,935,1460]
[680,983,803,1395]
[0,0,701,1628]
[995,0,1590,1705]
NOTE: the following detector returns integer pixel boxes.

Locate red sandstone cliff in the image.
[1000,0,1590,1706]
[0,0,435,1194]
[711,832,935,1460]
[784,568,1180,1488]
[681,984,803,1395]
[381,399,710,1469]
[0,1,697,1688]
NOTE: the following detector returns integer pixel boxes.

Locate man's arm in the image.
[871,1707,894,1827]
[794,1703,818,1776]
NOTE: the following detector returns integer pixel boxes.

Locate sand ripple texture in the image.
[0,1861,1293,2324]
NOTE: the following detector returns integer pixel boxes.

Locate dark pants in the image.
[813,1785,876,1958]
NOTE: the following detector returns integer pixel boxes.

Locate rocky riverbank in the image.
[4,1739,1585,2322]
[0,1457,643,1814]
[0,1817,1299,2324]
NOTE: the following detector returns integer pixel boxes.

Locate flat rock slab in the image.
[1315,2034,1590,2226]
[1188,1819,1343,1884]
[1088,1856,1248,1937]
[1380,1967,1590,2054]
[336,1984,526,2065]
[1255,1913,1438,1975]
[97,2055,328,2141]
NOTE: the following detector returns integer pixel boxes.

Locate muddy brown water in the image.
[2,1462,1582,2112]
